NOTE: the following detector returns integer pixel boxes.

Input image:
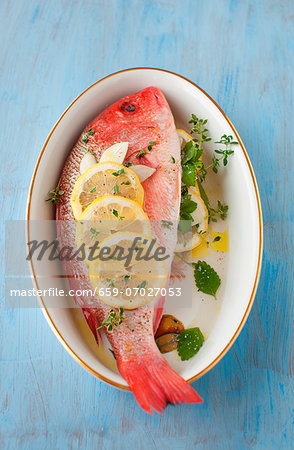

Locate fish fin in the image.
[153,296,164,333]
[170,258,187,280]
[82,308,101,344]
[117,352,203,413]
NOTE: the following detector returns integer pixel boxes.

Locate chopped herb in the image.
[147,141,156,151]
[90,186,96,193]
[171,156,175,163]
[124,161,133,167]
[112,209,124,220]
[177,327,204,361]
[137,280,147,290]
[212,236,221,243]
[82,128,95,143]
[82,148,95,155]
[96,308,124,332]
[162,220,173,229]
[192,260,221,298]
[121,181,131,185]
[46,180,64,204]
[112,168,125,176]
[90,227,99,240]
[136,147,147,158]
[106,278,115,287]
[113,184,119,194]
[124,275,130,282]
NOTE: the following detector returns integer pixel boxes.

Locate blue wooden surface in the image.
[1,0,293,448]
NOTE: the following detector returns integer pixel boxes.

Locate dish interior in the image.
[27,69,261,387]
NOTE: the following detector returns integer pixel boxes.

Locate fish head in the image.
[99,87,173,130]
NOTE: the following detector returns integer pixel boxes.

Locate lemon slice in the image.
[88,232,168,309]
[71,162,144,219]
[75,196,151,259]
[175,188,208,252]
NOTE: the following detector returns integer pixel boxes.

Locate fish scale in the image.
[56,87,202,412]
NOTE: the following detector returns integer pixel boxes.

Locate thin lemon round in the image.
[71,162,144,220]
[75,196,151,262]
[88,232,168,309]
[175,188,208,253]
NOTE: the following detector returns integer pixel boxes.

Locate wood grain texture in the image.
[0,0,293,448]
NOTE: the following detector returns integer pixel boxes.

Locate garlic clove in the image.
[99,142,129,164]
[130,165,156,182]
[80,153,97,174]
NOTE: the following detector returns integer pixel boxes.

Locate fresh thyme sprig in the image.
[97,308,124,332]
[46,180,64,204]
[207,200,229,222]
[197,134,237,181]
[189,115,212,145]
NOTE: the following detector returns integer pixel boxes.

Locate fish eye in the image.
[120,102,137,114]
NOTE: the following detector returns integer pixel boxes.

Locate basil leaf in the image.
[192,260,221,298]
[177,327,204,361]
[182,164,196,186]
[181,141,195,164]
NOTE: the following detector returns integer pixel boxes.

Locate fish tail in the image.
[117,352,203,413]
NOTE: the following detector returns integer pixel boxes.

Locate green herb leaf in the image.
[181,141,196,164]
[90,227,99,240]
[137,280,147,290]
[113,184,119,194]
[136,148,146,158]
[124,161,133,167]
[97,308,125,332]
[182,163,196,186]
[181,199,197,214]
[177,327,204,361]
[112,209,118,218]
[87,128,95,135]
[178,217,192,234]
[121,181,131,185]
[161,220,173,229]
[197,180,210,210]
[46,180,64,204]
[112,169,125,176]
[212,236,221,242]
[192,261,221,298]
[90,186,96,193]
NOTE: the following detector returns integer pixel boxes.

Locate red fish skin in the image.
[56,87,202,412]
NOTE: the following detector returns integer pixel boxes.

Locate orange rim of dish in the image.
[26,68,263,391]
